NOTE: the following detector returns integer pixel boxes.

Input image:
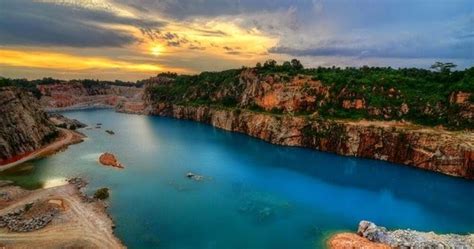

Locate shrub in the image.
[94,188,110,200]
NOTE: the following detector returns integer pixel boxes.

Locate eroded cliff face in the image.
[148,103,474,179]
[38,83,144,112]
[0,87,58,163]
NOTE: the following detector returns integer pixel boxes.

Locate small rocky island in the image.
[99,152,124,169]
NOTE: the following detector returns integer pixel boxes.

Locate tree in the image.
[263,59,277,68]
[290,59,303,70]
[282,61,292,70]
[430,62,457,74]
[255,62,262,68]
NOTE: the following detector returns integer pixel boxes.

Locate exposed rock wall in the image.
[0,87,58,162]
[148,103,474,179]
[38,83,144,111]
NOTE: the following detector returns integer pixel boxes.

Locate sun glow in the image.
[151,44,165,56]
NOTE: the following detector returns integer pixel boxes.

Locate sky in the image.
[0,0,473,81]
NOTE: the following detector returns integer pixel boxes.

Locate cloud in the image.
[240,1,474,62]
[269,37,474,59]
[113,0,316,19]
[0,0,165,47]
[0,48,164,72]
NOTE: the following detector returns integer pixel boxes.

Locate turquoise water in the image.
[1,109,474,248]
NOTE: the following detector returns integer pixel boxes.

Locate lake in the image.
[1,109,473,249]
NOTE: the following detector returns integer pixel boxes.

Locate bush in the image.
[94,188,109,200]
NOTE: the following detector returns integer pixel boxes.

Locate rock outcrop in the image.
[327,233,390,249]
[357,220,474,248]
[147,104,474,179]
[0,87,58,164]
[48,113,87,130]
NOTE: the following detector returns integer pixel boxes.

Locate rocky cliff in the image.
[143,68,474,179]
[38,83,144,112]
[0,87,58,163]
[148,104,474,179]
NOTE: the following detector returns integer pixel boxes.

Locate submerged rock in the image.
[186,172,204,181]
[236,188,292,224]
[105,130,115,135]
[99,153,124,169]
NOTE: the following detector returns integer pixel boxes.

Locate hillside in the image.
[145,63,473,130]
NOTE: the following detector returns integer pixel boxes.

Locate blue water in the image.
[1,109,473,249]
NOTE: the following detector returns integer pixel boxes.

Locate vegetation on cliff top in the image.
[146,60,473,130]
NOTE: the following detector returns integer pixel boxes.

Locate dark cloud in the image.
[140,29,193,47]
[189,45,206,50]
[193,29,228,37]
[113,0,313,19]
[269,38,474,59]
[0,0,165,47]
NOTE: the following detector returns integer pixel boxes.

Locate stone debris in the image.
[0,202,59,232]
[358,220,474,248]
[67,177,94,203]
[68,177,87,189]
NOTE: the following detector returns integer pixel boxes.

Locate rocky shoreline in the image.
[146,103,474,179]
[328,221,474,248]
[44,103,115,112]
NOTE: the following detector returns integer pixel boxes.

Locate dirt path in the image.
[0,184,124,248]
[0,129,84,172]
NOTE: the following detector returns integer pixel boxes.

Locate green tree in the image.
[263,59,277,68]
[291,59,304,70]
[282,61,292,70]
[430,62,457,74]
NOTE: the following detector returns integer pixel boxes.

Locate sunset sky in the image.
[0,0,473,81]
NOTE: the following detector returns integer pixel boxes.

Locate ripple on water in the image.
[79,153,103,162]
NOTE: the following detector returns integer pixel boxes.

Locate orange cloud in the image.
[0,49,164,72]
